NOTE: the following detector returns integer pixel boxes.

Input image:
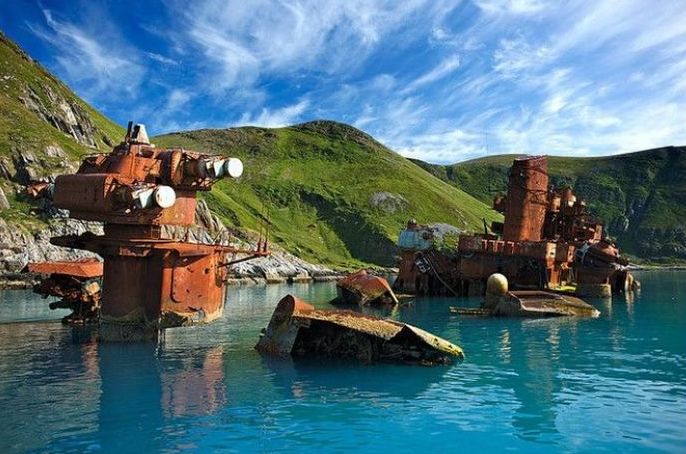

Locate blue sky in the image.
[2,0,685,163]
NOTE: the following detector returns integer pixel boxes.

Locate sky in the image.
[1,0,686,164]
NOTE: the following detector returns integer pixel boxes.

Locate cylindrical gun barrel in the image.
[193,157,243,179]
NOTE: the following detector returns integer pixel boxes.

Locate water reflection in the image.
[0,322,101,452]
[159,345,226,418]
[96,341,229,452]
[512,320,568,442]
[0,274,685,453]
[259,355,451,401]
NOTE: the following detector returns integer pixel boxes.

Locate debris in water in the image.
[256,294,463,365]
[25,259,103,325]
[450,273,600,318]
[332,270,399,306]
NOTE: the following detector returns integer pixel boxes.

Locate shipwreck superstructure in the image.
[36,122,268,341]
[394,155,637,298]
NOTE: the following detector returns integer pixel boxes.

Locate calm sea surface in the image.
[0,270,684,453]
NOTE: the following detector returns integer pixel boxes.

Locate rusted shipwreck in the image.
[450,273,600,318]
[24,259,103,324]
[332,270,399,306]
[394,155,638,298]
[24,123,269,341]
[256,294,464,365]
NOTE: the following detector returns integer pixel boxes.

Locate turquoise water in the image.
[0,271,684,453]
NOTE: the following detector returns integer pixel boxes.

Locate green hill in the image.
[154,122,498,267]
[0,31,124,229]
[0,31,498,269]
[413,149,686,261]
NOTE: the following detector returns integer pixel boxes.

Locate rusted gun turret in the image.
[49,122,269,341]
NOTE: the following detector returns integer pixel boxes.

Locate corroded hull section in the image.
[451,291,599,318]
[256,294,463,365]
[333,270,399,306]
[53,234,230,341]
[25,259,104,325]
[393,155,638,297]
[450,273,600,318]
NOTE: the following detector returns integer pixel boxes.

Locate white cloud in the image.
[353,104,378,130]
[402,55,461,93]
[165,89,191,112]
[392,128,489,163]
[24,0,686,163]
[542,94,566,114]
[174,0,431,92]
[238,100,310,127]
[492,35,553,78]
[473,0,546,15]
[146,52,179,66]
[369,74,397,92]
[28,9,145,98]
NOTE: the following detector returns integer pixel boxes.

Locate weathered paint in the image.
[450,273,600,318]
[451,291,600,317]
[26,259,103,278]
[393,155,637,297]
[256,294,464,365]
[41,123,269,341]
[333,270,399,306]
[500,156,549,242]
[26,259,103,325]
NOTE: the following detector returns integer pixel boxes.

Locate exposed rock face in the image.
[370,192,408,214]
[0,187,9,210]
[19,85,98,148]
[166,200,333,279]
[10,145,78,184]
[634,227,686,259]
[429,223,462,238]
[160,200,233,245]
[229,246,333,280]
[0,218,102,273]
[295,120,384,151]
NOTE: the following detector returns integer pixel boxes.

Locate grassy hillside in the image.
[0,31,499,268]
[0,31,124,228]
[414,148,686,261]
[155,122,499,268]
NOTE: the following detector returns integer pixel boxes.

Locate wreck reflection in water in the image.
[0,273,685,453]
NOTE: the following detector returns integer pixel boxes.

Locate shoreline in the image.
[2,265,684,291]
[0,271,349,291]
[630,264,686,271]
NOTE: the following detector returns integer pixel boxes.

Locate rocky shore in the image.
[0,200,343,289]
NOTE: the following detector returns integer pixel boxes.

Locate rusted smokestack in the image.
[502,155,549,242]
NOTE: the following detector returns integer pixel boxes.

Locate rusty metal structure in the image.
[449,273,600,318]
[43,122,268,341]
[498,156,550,242]
[394,155,637,298]
[25,259,103,324]
[332,270,399,306]
[256,294,464,365]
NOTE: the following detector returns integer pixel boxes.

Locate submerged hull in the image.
[451,290,600,318]
[256,295,463,365]
[333,270,399,306]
